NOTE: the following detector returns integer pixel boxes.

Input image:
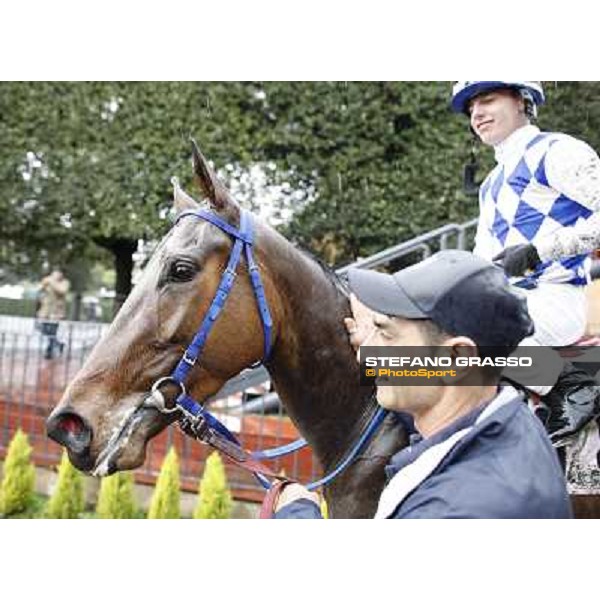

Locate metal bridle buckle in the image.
[145,377,186,414]
[179,413,210,441]
[182,352,197,367]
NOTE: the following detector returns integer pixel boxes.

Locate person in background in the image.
[37,269,70,359]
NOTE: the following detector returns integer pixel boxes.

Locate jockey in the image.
[451,80,600,445]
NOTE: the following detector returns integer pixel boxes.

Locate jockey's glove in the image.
[493,244,542,277]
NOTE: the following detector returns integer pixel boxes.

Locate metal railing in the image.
[0,296,113,323]
[337,219,478,273]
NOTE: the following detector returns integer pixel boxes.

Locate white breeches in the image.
[518,283,588,394]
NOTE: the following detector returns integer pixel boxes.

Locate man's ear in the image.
[444,337,479,384]
[449,338,478,359]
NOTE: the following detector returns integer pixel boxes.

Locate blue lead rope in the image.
[304,406,388,491]
[176,394,241,445]
[178,392,388,491]
[251,438,308,460]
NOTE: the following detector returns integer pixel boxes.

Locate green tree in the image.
[539,82,600,151]
[0,82,475,287]
[0,82,268,305]
[255,82,474,263]
[247,81,600,266]
[0,429,36,516]
[147,447,180,519]
[3,81,600,294]
[45,450,85,518]
[193,451,233,519]
[96,471,138,519]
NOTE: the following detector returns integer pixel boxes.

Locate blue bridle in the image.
[146,205,387,491]
[172,208,273,379]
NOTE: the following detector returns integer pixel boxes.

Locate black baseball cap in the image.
[348,250,534,349]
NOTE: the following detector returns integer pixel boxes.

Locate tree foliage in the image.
[45,450,85,518]
[193,451,233,519]
[0,429,36,516]
[96,471,138,519]
[260,82,472,262]
[2,81,600,290]
[147,447,180,519]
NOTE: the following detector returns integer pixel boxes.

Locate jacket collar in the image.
[385,386,522,479]
[494,124,540,164]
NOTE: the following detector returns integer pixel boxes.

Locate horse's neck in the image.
[258,228,408,517]
[262,237,375,470]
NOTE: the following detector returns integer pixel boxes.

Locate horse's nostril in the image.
[59,414,84,436]
[47,410,92,455]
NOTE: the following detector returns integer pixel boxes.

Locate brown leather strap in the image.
[259,479,293,519]
[180,416,289,480]
[204,428,292,480]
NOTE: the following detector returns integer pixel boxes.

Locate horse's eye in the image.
[167,260,197,283]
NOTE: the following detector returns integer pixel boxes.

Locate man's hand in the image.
[344,294,376,352]
[274,483,320,512]
[493,244,542,277]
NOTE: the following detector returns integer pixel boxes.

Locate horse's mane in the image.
[294,243,350,298]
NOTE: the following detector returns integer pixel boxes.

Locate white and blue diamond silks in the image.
[473,124,600,287]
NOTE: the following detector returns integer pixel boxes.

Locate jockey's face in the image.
[469,89,529,146]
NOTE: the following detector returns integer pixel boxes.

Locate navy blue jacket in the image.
[275,393,572,519]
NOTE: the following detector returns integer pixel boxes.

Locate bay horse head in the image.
[46,141,283,475]
[47,141,407,517]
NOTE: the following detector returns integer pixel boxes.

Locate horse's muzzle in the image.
[46,409,94,470]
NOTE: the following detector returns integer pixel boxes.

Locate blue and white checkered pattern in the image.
[475,130,592,287]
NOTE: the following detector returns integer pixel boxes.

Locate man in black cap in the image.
[273,250,572,518]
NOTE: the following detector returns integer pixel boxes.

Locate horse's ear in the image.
[171,177,199,213]
[190,138,230,210]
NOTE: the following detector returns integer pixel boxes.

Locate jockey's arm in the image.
[473,215,495,259]
[470,180,497,261]
[535,137,600,262]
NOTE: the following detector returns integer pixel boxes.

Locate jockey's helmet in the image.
[451,81,545,119]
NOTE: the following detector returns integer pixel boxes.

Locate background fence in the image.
[0,297,114,323]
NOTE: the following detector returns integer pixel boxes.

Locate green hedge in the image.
[194,451,233,519]
[147,447,180,519]
[45,451,85,518]
[96,471,139,519]
[0,429,36,516]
